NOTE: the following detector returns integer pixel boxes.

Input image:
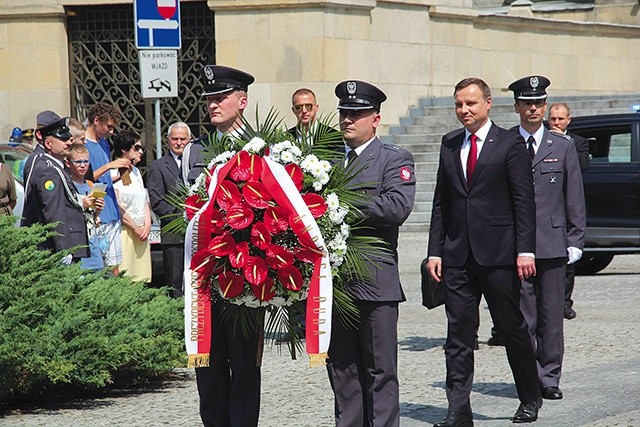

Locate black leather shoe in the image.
[541,386,563,400]
[434,411,474,427]
[564,306,576,320]
[512,397,542,423]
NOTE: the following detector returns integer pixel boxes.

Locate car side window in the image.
[576,125,632,163]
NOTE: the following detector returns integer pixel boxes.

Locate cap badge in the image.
[346,81,357,96]
[529,76,539,89]
[203,66,215,84]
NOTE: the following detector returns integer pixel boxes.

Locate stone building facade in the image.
[1,0,639,141]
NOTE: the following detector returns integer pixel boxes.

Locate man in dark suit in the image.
[427,77,541,426]
[510,76,586,402]
[326,80,416,427]
[21,116,89,262]
[547,102,590,320]
[188,64,262,427]
[147,121,191,298]
[288,87,320,139]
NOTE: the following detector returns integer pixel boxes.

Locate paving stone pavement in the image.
[1,232,639,426]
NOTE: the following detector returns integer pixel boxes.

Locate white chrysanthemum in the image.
[329,206,348,224]
[212,150,236,166]
[281,150,295,163]
[340,223,350,237]
[243,137,266,153]
[300,154,319,172]
[289,146,302,157]
[325,193,339,210]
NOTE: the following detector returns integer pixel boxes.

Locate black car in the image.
[568,112,640,274]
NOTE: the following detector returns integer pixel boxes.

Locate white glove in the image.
[567,247,582,264]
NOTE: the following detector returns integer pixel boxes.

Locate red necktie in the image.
[467,134,477,186]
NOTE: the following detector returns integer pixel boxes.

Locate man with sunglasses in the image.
[21,116,89,262]
[288,88,320,139]
[509,75,586,403]
[326,80,415,427]
[288,88,343,153]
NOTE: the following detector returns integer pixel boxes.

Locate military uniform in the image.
[191,65,262,427]
[326,80,416,427]
[510,76,586,399]
[21,117,89,260]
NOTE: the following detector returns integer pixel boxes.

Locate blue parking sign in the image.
[134,0,181,49]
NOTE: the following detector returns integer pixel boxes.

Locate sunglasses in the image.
[71,159,90,165]
[294,103,315,112]
[133,144,144,152]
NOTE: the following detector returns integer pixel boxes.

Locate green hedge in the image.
[0,216,185,402]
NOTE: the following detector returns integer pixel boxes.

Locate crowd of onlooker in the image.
[7,102,156,286]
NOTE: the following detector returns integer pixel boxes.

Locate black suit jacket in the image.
[147,153,184,245]
[428,123,536,267]
[567,131,590,172]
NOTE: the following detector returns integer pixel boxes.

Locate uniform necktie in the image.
[346,150,357,166]
[527,135,536,160]
[467,134,477,186]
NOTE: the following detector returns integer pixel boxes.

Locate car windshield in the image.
[0,143,34,184]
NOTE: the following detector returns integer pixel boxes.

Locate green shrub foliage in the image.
[0,217,184,402]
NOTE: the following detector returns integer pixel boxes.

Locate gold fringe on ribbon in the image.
[308,352,328,368]
[187,353,210,368]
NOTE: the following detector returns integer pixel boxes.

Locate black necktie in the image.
[527,135,536,160]
[346,150,357,166]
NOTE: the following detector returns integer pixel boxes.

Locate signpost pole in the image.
[155,98,162,160]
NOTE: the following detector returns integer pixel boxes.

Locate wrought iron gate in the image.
[67,2,215,167]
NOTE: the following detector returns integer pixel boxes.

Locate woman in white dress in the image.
[111,130,152,282]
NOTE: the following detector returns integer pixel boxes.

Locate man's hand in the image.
[427,258,442,283]
[517,255,536,280]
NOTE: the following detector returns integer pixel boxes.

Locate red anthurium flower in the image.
[229,241,249,268]
[217,271,245,299]
[302,193,328,218]
[216,180,242,211]
[266,244,295,269]
[251,276,276,301]
[277,266,304,291]
[250,222,272,250]
[191,248,215,276]
[294,246,323,264]
[208,233,236,257]
[185,195,206,221]
[229,151,264,182]
[227,202,255,230]
[210,209,226,234]
[264,205,289,234]
[243,256,269,285]
[284,163,304,191]
[243,180,272,209]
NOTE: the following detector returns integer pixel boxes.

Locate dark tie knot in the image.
[527,135,536,159]
[346,150,357,165]
[177,155,183,161]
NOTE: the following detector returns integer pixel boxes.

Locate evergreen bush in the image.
[0,216,185,402]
